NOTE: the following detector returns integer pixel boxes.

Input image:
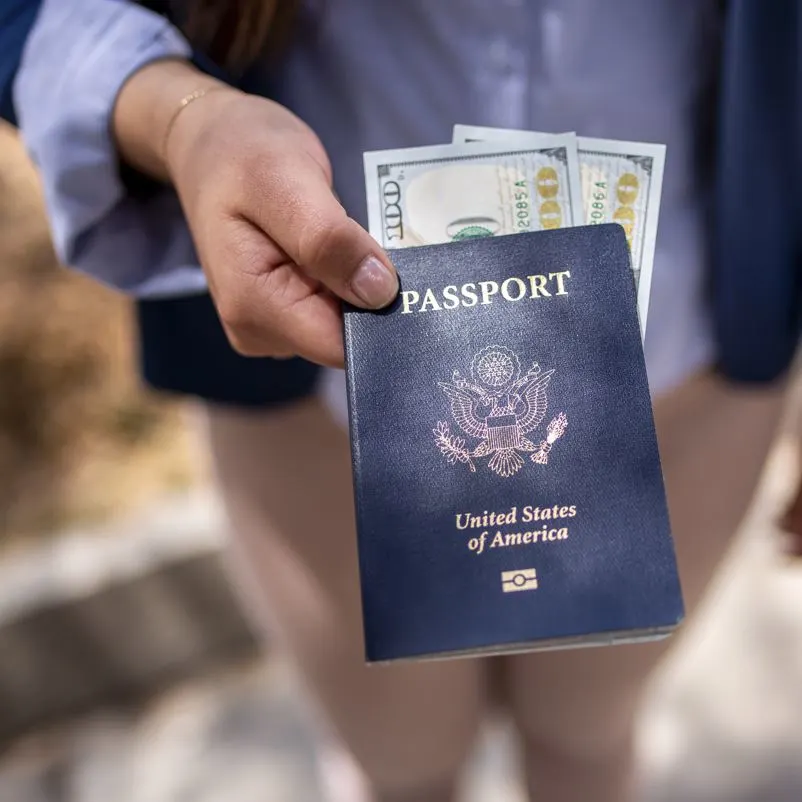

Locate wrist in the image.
[162,84,243,185]
[112,58,232,182]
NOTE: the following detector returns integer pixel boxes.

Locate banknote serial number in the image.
[589,180,607,224]
[513,180,531,230]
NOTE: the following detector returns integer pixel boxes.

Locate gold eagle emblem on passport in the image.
[434,345,567,477]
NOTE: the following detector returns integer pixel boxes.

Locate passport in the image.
[343,224,684,663]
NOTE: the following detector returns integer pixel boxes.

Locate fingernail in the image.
[350,255,398,308]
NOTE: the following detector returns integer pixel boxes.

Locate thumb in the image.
[247,153,399,309]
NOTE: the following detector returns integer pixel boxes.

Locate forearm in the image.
[12,0,209,294]
[113,58,230,182]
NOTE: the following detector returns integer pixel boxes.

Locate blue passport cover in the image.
[343,224,684,663]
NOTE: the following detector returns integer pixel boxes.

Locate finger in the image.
[217,323,296,361]
[209,220,346,367]
[222,282,345,368]
[243,151,399,310]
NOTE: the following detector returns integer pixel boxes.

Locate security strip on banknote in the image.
[452,125,666,337]
[363,135,584,250]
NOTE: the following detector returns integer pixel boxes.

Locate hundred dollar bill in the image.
[363,136,584,251]
[453,124,665,336]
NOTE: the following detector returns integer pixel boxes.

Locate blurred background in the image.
[0,119,801,802]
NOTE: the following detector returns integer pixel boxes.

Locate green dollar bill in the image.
[364,137,584,250]
[452,124,666,337]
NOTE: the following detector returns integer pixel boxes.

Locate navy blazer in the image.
[713,0,801,383]
[0,0,38,123]
[1,0,800,385]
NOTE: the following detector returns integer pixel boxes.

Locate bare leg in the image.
[501,370,787,802]
[200,397,486,802]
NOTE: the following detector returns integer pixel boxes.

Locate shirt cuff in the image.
[13,0,207,297]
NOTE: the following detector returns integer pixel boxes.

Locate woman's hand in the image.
[113,60,397,367]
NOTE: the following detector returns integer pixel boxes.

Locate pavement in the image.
[1,438,802,802]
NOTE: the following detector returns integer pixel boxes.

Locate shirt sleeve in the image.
[13,0,209,297]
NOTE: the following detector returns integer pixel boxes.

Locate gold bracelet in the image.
[162,86,227,161]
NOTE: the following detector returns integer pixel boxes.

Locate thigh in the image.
[199,397,486,794]
[501,369,787,755]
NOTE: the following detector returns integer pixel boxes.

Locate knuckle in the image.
[216,294,268,346]
[225,329,263,357]
[215,292,252,335]
[270,346,295,360]
[217,294,293,360]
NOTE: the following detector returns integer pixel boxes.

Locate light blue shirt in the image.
[14,0,721,394]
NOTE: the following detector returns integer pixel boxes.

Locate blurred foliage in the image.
[0,123,200,544]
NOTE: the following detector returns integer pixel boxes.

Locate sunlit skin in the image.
[112,59,399,369]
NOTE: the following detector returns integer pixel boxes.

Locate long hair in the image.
[183,0,299,72]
